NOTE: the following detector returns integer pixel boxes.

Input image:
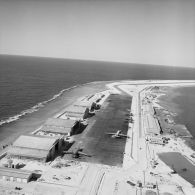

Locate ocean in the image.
[1,54,195,129]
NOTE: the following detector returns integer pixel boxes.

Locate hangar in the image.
[7,135,59,162]
[40,118,79,136]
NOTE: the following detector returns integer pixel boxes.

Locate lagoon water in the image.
[158,152,195,186]
[1,54,195,128]
[173,86,195,138]
[159,85,195,147]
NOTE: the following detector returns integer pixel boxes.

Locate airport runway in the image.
[64,93,132,167]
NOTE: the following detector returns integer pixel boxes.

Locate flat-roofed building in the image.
[7,135,59,162]
[149,137,165,145]
[143,103,155,115]
[144,114,160,135]
[0,167,33,183]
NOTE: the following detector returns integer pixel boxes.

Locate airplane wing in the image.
[63,151,73,154]
[105,132,115,135]
[78,151,92,157]
[119,134,130,138]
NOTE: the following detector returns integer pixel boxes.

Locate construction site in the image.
[0,80,195,195]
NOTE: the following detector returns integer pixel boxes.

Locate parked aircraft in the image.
[105,130,129,138]
[63,148,92,158]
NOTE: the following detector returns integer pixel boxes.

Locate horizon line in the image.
[0,53,194,69]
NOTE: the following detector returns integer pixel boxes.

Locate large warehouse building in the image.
[39,118,79,136]
[7,135,60,162]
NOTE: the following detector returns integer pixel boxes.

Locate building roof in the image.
[65,112,85,120]
[35,130,63,138]
[12,135,58,151]
[65,105,88,114]
[86,94,101,102]
[0,167,32,179]
[40,126,71,135]
[144,114,160,134]
[7,147,49,159]
[144,104,155,115]
[73,101,91,108]
[44,118,77,128]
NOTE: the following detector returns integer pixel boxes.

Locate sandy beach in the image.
[0,81,110,151]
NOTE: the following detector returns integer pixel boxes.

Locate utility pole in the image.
[156,181,160,195]
[143,171,145,186]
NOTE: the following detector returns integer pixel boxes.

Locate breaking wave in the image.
[0,85,78,127]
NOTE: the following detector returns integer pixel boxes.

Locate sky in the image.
[0,0,194,67]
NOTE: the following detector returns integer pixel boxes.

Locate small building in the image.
[0,167,33,183]
[7,135,59,162]
[149,137,165,145]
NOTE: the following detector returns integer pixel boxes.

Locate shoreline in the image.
[0,80,113,127]
[150,85,195,186]
[0,81,111,152]
[157,86,195,148]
